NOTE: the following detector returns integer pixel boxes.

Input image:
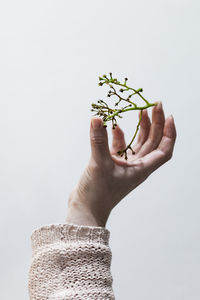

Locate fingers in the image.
[132,115,176,175]
[90,117,112,163]
[132,109,151,153]
[111,110,151,156]
[111,125,126,155]
[136,102,165,157]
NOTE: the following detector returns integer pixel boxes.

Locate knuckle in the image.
[91,135,104,145]
[166,151,173,161]
[115,143,125,151]
[89,161,100,173]
[161,150,173,162]
[89,157,113,175]
[146,139,156,150]
[135,158,145,168]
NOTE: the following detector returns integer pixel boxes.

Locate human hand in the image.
[66,102,176,227]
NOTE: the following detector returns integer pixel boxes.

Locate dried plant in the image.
[91,73,157,160]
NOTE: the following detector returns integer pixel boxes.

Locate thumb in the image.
[90,117,111,163]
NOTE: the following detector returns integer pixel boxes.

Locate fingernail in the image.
[91,118,102,129]
[169,114,174,121]
[158,101,163,108]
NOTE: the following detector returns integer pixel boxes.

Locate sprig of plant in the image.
[91,73,157,160]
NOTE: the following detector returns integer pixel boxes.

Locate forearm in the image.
[28,223,115,300]
[66,188,111,227]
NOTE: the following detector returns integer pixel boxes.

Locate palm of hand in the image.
[111,103,176,169]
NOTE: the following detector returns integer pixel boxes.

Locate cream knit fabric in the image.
[28,223,115,300]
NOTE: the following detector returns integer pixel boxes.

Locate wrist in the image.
[66,200,108,228]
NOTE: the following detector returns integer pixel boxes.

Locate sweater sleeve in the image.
[28,223,115,300]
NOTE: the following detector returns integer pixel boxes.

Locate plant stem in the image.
[127,110,143,149]
[106,79,150,105]
[104,103,156,122]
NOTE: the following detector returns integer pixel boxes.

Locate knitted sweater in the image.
[28,223,115,300]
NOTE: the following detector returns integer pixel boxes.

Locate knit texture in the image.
[28,223,115,300]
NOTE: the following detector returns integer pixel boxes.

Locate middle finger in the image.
[136,102,165,158]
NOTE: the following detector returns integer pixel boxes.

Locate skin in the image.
[66,102,177,227]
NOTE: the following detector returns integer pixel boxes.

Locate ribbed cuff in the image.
[31,223,110,251]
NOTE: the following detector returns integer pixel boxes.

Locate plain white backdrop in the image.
[0,0,199,299]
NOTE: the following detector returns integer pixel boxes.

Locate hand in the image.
[66,102,177,227]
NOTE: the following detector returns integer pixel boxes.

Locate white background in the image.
[0,0,199,299]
